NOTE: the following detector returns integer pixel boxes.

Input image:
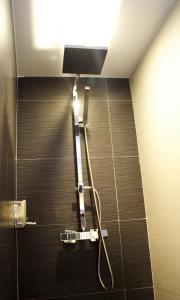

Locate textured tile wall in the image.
[17,77,154,300]
[0,0,17,299]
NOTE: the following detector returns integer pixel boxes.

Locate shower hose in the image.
[84,125,114,291]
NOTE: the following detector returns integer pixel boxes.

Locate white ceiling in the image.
[12,0,176,78]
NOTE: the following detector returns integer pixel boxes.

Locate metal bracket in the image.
[60,229,108,244]
[14,200,37,228]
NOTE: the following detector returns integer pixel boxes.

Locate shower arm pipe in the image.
[73,76,86,231]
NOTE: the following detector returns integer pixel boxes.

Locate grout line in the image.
[105,79,126,299]
[24,289,125,300]
[17,76,129,79]
[33,220,120,227]
[120,217,147,222]
[17,155,139,161]
[125,285,154,299]
[17,157,74,161]
[18,98,132,103]
[108,99,132,102]
[18,99,108,102]
[126,285,154,291]
[113,155,139,158]
[15,79,18,202]
[30,217,148,228]
[25,286,154,300]
[18,99,71,102]
[102,219,119,223]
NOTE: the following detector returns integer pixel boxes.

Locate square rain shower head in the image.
[63,45,108,74]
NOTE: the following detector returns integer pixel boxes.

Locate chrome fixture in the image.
[14,200,37,228]
[72,77,87,231]
[60,46,114,290]
[60,229,108,244]
[83,86,90,125]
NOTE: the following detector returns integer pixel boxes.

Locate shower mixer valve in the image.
[60,229,108,244]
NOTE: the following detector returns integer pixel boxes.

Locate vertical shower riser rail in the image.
[73,77,86,231]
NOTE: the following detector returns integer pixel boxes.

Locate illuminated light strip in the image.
[33,0,121,49]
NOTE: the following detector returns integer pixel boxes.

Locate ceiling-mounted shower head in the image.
[63,45,108,75]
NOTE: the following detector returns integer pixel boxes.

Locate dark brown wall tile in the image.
[101,221,124,290]
[18,158,76,191]
[121,220,153,289]
[106,78,131,100]
[114,149,145,220]
[126,287,154,300]
[18,77,74,100]
[18,100,73,159]
[80,99,112,157]
[83,157,118,222]
[17,158,77,225]
[81,131,112,158]
[114,157,142,188]
[0,237,17,300]
[86,101,110,134]
[115,157,142,192]
[109,101,135,130]
[118,186,145,220]
[111,128,138,157]
[18,99,112,159]
[0,104,9,200]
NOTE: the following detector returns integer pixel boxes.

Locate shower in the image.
[60,45,114,290]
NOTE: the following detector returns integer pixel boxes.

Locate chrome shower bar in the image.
[73,77,86,231]
[83,86,90,125]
